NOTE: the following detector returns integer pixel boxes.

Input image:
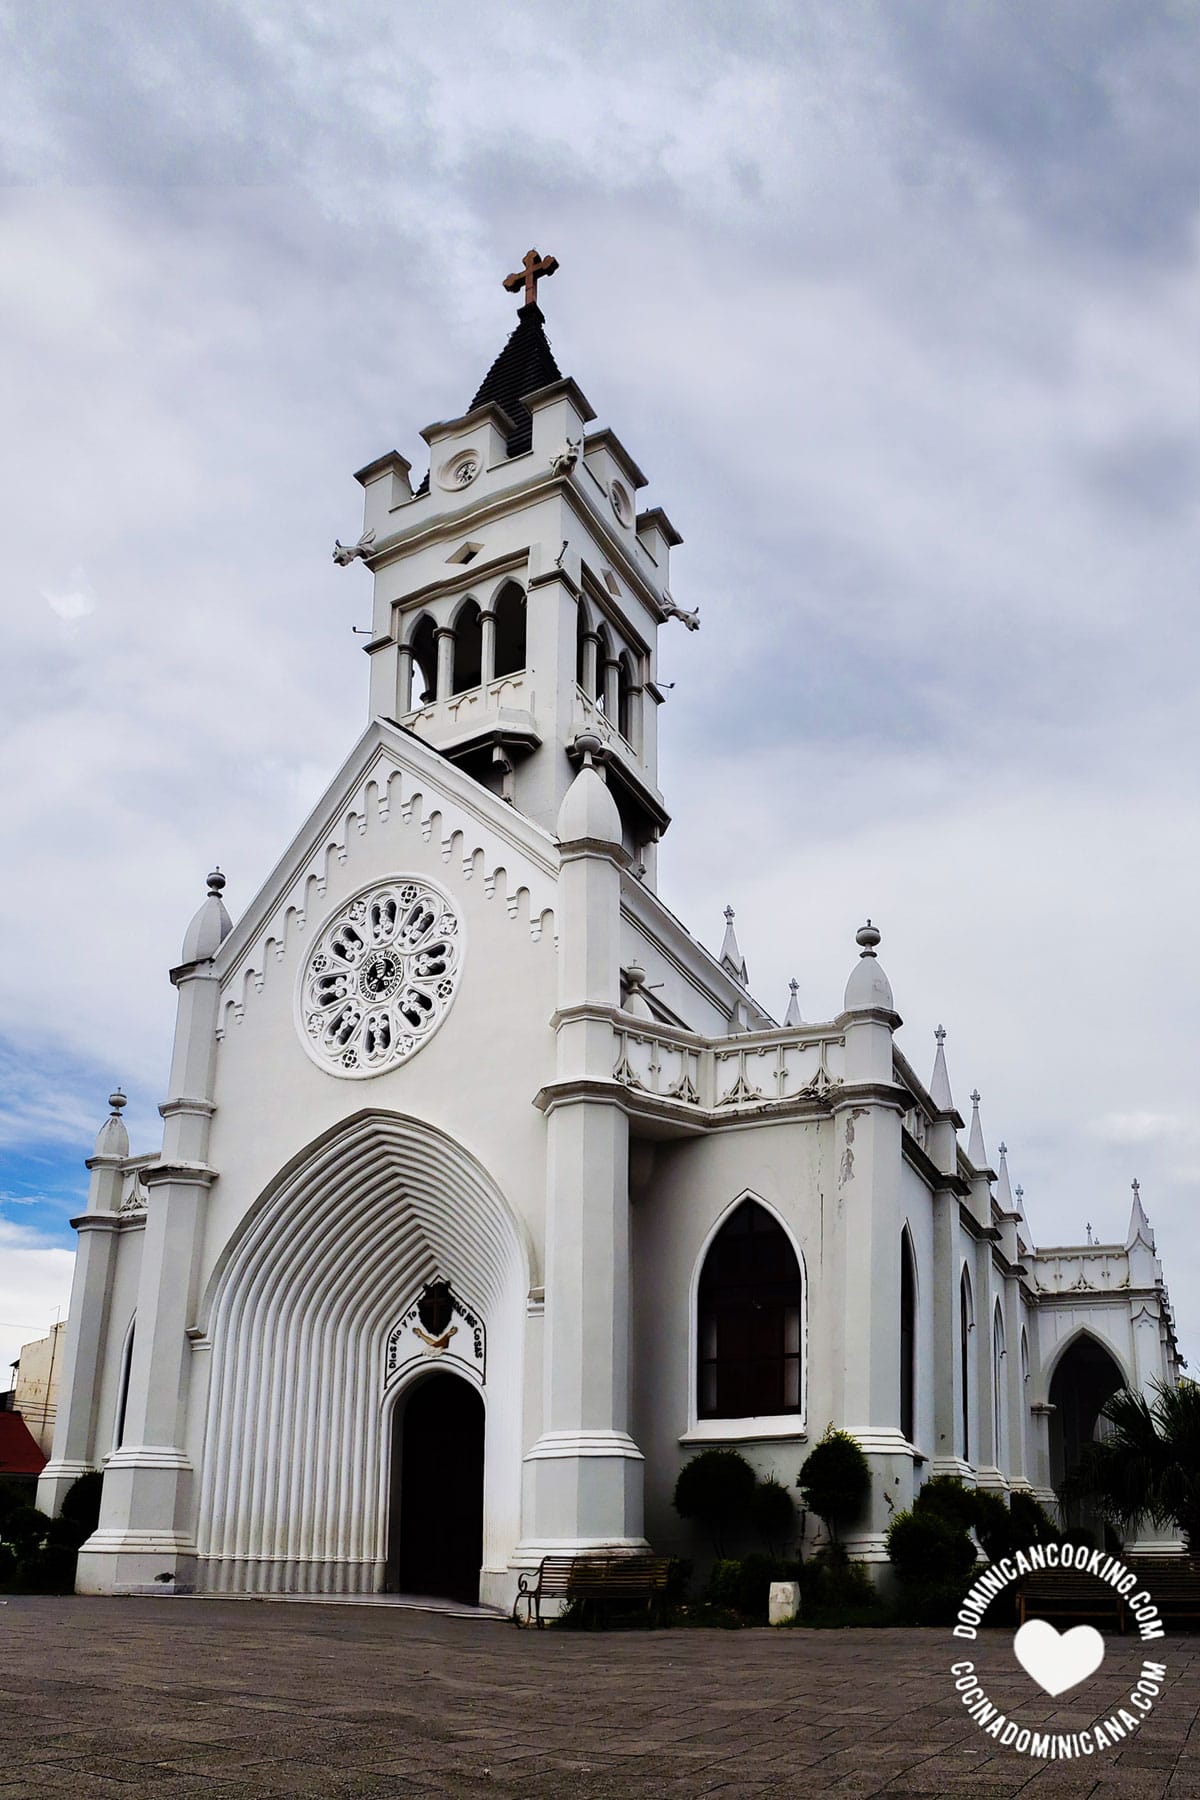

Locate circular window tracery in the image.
[297,877,463,1078]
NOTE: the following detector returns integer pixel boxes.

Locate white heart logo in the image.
[1013,1620,1106,1696]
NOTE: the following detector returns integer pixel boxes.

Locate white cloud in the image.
[0,3,1196,1379]
[0,1221,74,1387]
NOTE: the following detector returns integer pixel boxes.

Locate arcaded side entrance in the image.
[389,1373,485,1604]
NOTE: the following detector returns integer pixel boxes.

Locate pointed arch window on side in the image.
[451,600,482,695]
[409,615,438,708]
[959,1267,974,1462]
[492,582,526,679]
[697,1201,803,1420]
[992,1301,1007,1466]
[900,1228,917,1444]
[114,1318,136,1451]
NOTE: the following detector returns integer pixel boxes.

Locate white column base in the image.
[76,1529,198,1595]
[36,1461,95,1516]
[928,1456,975,1483]
[975,1465,1009,1495]
[521,1429,647,1551]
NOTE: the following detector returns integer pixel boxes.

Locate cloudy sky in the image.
[1,1,1197,1384]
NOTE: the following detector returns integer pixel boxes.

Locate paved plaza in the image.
[0,1598,1197,1798]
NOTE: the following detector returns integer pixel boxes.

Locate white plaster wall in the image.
[89,1226,143,1464]
[898,1158,936,1461]
[631,1118,832,1563]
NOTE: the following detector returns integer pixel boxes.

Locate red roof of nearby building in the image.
[0,1412,47,1477]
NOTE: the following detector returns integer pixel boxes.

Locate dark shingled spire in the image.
[468,302,562,458]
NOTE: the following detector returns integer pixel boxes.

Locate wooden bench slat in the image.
[513,1554,671,1626]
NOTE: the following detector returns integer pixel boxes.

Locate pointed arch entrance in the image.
[389,1371,485,1603]
[1048,1333,1125,1492]
[195,1110,528,1597]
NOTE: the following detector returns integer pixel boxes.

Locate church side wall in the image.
[88,1227,143,1465]
[898,1158,937,1467]
[631,1117,832,1565]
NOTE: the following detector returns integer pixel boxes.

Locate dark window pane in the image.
[697,1201,803,1420]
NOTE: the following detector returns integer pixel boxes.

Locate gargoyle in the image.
[332,528,376,566]
[662,596,701,632]
[549,438,582,477]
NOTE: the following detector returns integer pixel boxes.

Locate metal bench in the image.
[512,1553,671,1627]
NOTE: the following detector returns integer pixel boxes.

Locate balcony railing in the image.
[611,1017,845,1113]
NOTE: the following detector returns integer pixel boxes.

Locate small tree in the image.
[797,1428,870,1546]
[673,1449,756,1557]
[750,1478,796,1559]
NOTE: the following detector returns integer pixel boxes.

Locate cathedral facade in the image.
[41,259,1182,1608]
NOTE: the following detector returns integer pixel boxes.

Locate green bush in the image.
[0,1507,52,1553]
[0,1479,29,1525]
[751,1478,796,1557]
[914,1475,977,1532]
[799,1550,878,1613]
[887,1509,978,1588]
[1010,1491,1061,1545]
[673,1449,757,1556]
[971,1489,1020,1562]
[797,1429,870,1544]
[60,1471,103,1537]
[703,1558,745,1609]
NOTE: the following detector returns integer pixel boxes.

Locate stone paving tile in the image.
[0,1600,1195,1799]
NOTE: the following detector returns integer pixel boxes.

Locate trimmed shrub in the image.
[751,1478,796,1557]
[914,1475,977,1533]
[797,1429,870,1544]
[673,1449,757,1556]
[59,1471,103,1538]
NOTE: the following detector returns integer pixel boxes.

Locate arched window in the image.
[492,583,526,679]
[114,1318,135,1451]
[576,601,591,689]
[409,615,438,708]
[959,1267,973,1462]
[452,600,482,694]
[993,1301,1007,1468]
[617,651,635,743]
[697,1200,802,1420]
[594,626,612,707]
[900,1228,917,1444]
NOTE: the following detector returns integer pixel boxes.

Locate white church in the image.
[40,252,1182,1608]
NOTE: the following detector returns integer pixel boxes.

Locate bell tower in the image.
[341,251,685,886]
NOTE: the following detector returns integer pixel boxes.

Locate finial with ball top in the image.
[856,919,881,957]
[109,1087,127,1116]
[207,868,226,896]
[843,916,894,1012]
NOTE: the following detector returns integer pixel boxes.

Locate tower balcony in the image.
[401,671,540,760]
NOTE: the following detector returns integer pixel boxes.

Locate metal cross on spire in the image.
[503,247,559,308]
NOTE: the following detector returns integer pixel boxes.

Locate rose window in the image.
[297,878,463,1078]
